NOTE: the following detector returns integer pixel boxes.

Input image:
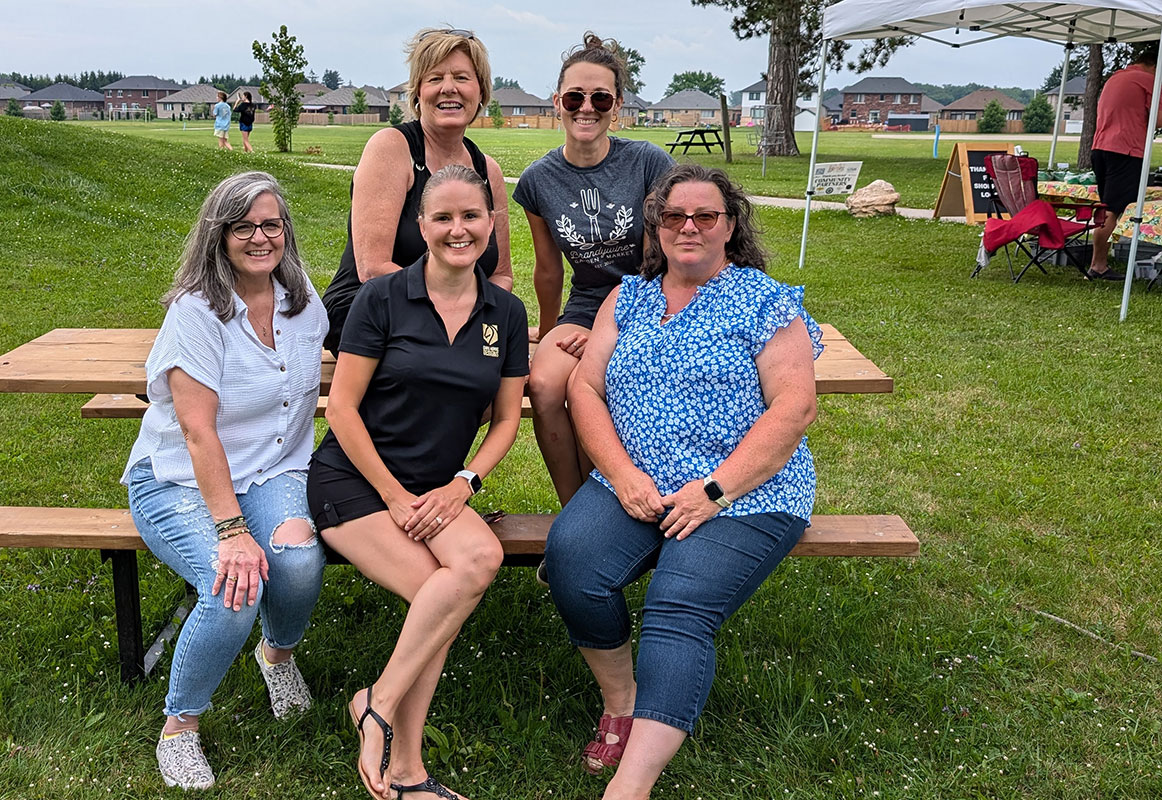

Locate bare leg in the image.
[578,644,636,772]
[602,720,687,800]
[529,323,588,505]
[324,508,501,797]
[1089,210,1121,274]
[242,131,253,153]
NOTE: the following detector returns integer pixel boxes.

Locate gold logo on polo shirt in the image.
[482,323,499,357]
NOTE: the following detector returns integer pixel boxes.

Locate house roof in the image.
[650,88,720,110]
[387,81,408,93]
[919,95,946,113]
[0,85,30,100]
[823,94,844,112]
[24,83,105,102]
[620,90,648,111]
[295,82,331,97]
[317,85,392,107]
[741,78,766,93]
[228,86,266,104]
[159,84,223,104]
[943,88,1024,111]
[102,75,183,90]
[492,87,552,108]
[1057,75,1088,95]
[840,76,921,95]
[1,80,31,91]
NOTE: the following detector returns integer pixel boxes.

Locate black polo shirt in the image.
[312,258,528,494]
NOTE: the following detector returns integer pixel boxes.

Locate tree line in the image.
[3,70,126,91]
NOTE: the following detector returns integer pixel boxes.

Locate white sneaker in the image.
[254,640,312,719]
[156,730,215,790]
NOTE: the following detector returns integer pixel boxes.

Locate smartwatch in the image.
[455,469,482,495]
[702,476,731,509]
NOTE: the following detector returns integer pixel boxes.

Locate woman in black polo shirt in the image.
[307,165,528,800]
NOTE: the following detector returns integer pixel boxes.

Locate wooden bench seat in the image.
[0,506,917,682]
[81,394,535,420]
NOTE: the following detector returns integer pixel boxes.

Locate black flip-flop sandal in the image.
[390,773,460,799]
[348,687,394,799]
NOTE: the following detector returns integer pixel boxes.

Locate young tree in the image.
[977,99,1007,133]
[388,103,404,126]
[49,100,66,121]
[692,0,910,156]
[666,70,725,97]
[493,76,521,90]
[617,45,646,94]
[6,97,22,117]
[1021,93,1054,134]
[322,69,341,90]
[488,98,504,128]
[253,25,308,152]
[351,88,368,114]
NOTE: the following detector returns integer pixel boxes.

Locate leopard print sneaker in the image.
[254,640,312,719]
[156,729,215,790]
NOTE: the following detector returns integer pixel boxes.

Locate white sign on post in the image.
[812,161,863,196]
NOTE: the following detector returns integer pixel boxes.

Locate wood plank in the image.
[0,507,918,557]
[4,326,891,396]
[81,394,536,420]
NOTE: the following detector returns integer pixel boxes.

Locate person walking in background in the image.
[234,90,256,153]
[213,90,233,151]
[1087,42,1159,281]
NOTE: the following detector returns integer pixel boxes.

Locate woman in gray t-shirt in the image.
[513,32,673,510]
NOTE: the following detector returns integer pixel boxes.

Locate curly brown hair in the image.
[641,164,767,279]
[557,32,627,98]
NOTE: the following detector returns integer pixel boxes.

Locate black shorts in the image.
[557,283,617,329]
[1092,149,1143,217]
[306,459,388,532]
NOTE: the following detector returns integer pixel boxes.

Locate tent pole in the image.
[1048,35,1074,169]
[798,38,829,270]
[1119,27,1162,321]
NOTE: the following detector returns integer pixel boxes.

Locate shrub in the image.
[488,98,503,129]
[7,98,22,117]
[1022,93,1054,134]
[978,100,1007,134]
[350,88,367,115]
[389,103,404,126]
[50,101,66,121]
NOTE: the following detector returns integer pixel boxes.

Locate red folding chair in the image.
[972,154,1106,283]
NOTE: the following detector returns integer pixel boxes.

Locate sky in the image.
[3,1,1069,100]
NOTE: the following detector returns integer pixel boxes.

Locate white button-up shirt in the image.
[122,279,327,493]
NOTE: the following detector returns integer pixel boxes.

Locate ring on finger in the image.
[435,516,444,525]
[226,575,237,583]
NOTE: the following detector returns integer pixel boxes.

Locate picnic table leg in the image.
[101,549,145,683]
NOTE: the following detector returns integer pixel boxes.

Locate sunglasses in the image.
[560,90,616,113]
[658,210,728,232]
[419,28,475,41]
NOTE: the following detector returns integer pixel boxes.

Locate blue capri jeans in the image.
[546,478,806,734]
[127,459,325,719]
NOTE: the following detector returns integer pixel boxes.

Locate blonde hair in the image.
[405,28,492,121]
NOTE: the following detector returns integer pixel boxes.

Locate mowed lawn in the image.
[1,116,1161,799]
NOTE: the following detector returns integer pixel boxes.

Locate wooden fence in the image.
[937,118,1025,134]
[251,112,382,126]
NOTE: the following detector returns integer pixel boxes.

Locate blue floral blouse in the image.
[592,265,824,521]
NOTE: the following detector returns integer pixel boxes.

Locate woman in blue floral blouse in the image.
[545,164,823,798]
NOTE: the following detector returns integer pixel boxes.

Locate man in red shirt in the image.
[1087,43,1159,280]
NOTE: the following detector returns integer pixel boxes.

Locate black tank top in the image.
[322,120,499,353]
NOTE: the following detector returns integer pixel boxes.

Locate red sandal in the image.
[582,713,634,774]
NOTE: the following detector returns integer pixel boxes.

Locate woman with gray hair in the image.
[122,171,328,790]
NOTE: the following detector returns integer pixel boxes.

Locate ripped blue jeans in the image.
[127,459,325,719]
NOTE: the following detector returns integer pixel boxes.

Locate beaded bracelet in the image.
[214,515,246,535]
[218,524,250,542]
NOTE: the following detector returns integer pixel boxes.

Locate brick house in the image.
[22,83,105,116]
[620,90,648,126]
[489,87,553,116]
[1,81,31,104]
[1046,75,1086,131]
[941,88,1025,121]
[840,77,925,124]
[648,89,722,127]
[157,84,223,118]
[317,85,393,119]
[227,86,268,111]
[101,75,183,116]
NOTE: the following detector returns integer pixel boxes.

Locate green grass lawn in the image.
[2,116,1161,799]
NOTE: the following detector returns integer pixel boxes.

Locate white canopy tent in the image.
[799,0,1162,320]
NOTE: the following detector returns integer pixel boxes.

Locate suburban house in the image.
[101,75,183,116]
[840,77,926,124]
[227,86,268,110]
[941,88,1025,121]
[648,89,721,127]
[295,82,331,98]
[739,78,767,125]
[490,87,553,116]
[157,84,221,118]
[317,85,392,118]
[1,81,30,103]
[823,93,844,125]
[22,83,105,116]
[1046,75,1086,132]
[620,90,648,125]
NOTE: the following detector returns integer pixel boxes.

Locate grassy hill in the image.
[1,117,1161,799]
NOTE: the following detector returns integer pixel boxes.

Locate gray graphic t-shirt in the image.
[513,137,674,290]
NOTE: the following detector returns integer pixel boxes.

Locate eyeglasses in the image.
[229,218,286,240]
[658,210,728,231]
[560,91,616,113]
[419,28,475,41]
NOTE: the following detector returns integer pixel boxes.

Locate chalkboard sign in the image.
[934,142,1014,224]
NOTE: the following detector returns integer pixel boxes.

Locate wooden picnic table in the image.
[0,325,893,396]
[665,128,725,155]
